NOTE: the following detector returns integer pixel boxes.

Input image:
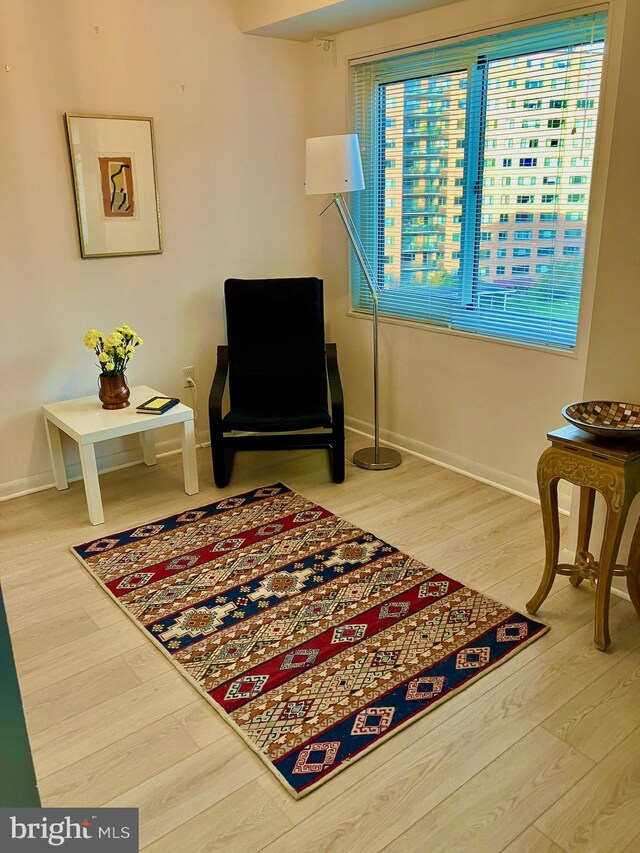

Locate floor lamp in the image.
[305,134,401,471]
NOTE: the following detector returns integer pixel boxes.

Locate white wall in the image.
[564,0,640,588]
[0,0,317,497]
[305,0,627,503]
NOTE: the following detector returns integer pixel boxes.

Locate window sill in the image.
[346,308,581,359]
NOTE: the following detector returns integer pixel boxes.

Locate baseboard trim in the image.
[0,432,212,504]
[346,418,571,515]
[1,419,565,520]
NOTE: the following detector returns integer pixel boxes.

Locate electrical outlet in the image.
[182,366,195,388]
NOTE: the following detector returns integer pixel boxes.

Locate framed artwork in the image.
[64,113,162,258]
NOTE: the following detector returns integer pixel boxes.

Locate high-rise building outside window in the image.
[351,11,606,349]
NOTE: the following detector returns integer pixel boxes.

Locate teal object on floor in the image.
[0,585,40,806]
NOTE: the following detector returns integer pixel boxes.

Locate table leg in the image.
[527,449,561,614]
[594,494,631,651]
[43,417,68,491]
[181,418,199,496]
[140,431,157,467]
[78,443,104,525]
[572,486,596,587]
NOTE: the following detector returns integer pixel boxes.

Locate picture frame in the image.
[64,113,162,258]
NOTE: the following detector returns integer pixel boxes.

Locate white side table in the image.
[42,385,199,525]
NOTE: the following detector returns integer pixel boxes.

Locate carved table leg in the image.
[572,486,596,587]
[594,492,631,651]
[527,448,561,614]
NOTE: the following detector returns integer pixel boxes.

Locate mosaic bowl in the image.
[562,400,640,438]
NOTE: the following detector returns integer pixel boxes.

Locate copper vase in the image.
[98,374,130,409]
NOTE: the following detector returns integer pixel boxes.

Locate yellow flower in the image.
[136,336,144,345]
[83,329,103,349]
[98,352,109,363]
[105,332,123,347]
[126,344,135,355]
[116,346,125,357]
[118,324,132,335]
[105,361,115,372]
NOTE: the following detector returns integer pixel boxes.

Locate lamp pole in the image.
[332,193,401,470]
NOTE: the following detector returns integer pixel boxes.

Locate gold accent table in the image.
[527,425,640,650]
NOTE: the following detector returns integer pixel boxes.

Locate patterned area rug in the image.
[72,483,547,798]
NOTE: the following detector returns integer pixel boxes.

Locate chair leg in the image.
[331,431,345,484]
[210,430,228,488]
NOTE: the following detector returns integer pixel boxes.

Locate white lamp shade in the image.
[305,134,365,195]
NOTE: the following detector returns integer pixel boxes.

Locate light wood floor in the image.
[2,437,640,852]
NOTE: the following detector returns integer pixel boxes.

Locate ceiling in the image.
[239,0,461,41]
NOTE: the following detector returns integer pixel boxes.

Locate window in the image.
[539,229,557,239]
[563,246,581,256]
[577,98,595,109]
[565,229,582,239]
[351,10,606,349]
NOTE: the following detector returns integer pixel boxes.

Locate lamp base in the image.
[353,446,402,471]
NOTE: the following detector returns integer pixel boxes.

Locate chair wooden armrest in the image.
[208,346,230,487]
[326,343,345,483]
[209,346,229,427]
[326,343,344,417]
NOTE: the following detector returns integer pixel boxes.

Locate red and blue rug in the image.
[72,483,547,798]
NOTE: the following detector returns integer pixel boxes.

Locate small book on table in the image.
[136,396,180,414]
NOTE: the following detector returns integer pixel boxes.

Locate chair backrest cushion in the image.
[224,278,329,416]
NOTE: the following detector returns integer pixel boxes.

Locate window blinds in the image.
[350,10,607,349]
